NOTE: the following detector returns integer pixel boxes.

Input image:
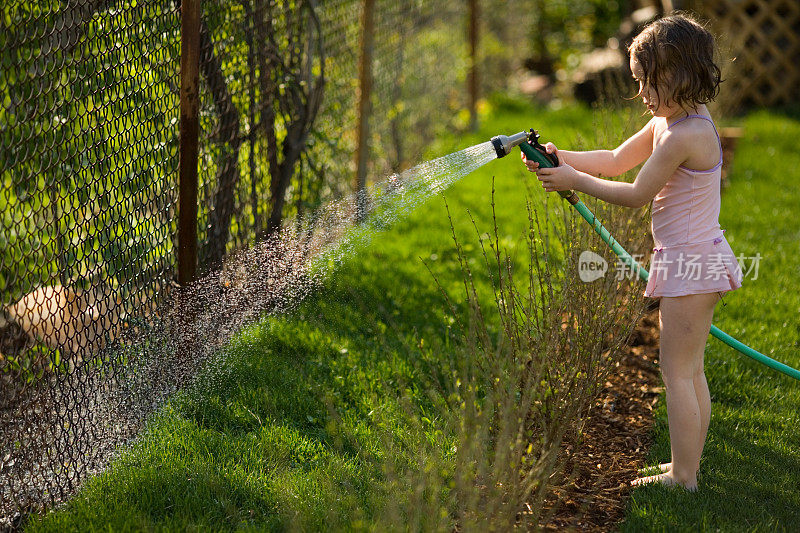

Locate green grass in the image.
[620,108,800,531]
[26,101,800,531]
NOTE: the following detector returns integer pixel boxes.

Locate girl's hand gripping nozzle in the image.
[518,129,579,205]
[490,129,579,204]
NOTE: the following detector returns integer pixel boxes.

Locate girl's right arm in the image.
[544,118,655,177]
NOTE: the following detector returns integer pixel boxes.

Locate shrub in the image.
[375,183,648,531]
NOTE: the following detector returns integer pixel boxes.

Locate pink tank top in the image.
[651,114,725,249]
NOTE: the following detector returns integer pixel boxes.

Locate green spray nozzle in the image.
[516,129,578,204]
[490,129,559,165]
[517,128,558,167]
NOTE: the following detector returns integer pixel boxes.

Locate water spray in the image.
[491,128,800,382]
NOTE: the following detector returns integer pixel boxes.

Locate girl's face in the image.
[630,56,685,119]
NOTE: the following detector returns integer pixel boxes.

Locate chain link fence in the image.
[0,0,550,525]
[1,1,181,525]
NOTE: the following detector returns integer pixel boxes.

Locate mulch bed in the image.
[542,299,664,531]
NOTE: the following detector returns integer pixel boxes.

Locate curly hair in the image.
[628,13,721,110]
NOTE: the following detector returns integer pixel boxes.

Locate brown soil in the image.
[542,300,663,531]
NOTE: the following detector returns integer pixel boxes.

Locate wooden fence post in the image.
[354,0,375,222]
[178,0,200,285]
[468,0,479,131]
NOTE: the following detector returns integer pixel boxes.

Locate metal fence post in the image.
[354,0,375,222]
[468,0,479,131]
[178,0,200,285]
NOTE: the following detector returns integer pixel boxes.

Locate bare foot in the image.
[631,471,697,491]
[638,462,671,476]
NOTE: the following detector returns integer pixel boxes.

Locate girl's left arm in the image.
[535,129,688,208]
[558,117,656,177]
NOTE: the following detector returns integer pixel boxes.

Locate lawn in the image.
[27,101,800,531]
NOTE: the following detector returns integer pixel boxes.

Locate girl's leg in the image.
[632,292,718,490]
[694,365,712,472]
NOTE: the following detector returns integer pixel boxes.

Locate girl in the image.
[522,13,744,490]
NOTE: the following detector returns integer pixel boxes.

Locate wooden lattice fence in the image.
[693,0,800,111]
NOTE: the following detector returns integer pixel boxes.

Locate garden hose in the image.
[493,129,800,382]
